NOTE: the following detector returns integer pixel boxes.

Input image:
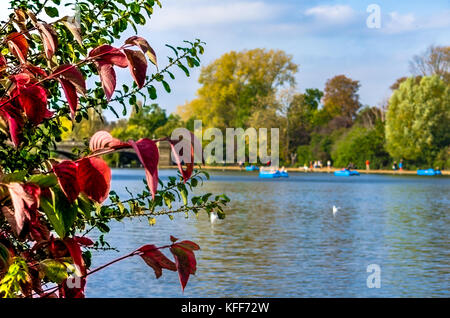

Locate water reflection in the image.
[85,170,450,297]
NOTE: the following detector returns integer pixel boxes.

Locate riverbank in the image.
[157,165,449,176]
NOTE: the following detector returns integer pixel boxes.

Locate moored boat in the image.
[417,168,442,176]
[334,169,360,176]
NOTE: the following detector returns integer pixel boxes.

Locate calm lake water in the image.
[85,169,449,298]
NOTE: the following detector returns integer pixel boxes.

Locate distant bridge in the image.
[54,141,173,167]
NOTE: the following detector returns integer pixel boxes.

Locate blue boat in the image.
[280,171,289,178]
[417,169,442,176]
[245,165,259,171]
[334,169,360,176]
[259,170,281,178]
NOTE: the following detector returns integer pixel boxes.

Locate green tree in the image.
[386,75,450,166]
[331,123,390,169]
[179,49,298,129]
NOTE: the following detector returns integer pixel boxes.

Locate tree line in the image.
[63,46,449,170]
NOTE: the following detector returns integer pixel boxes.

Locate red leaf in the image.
[3,183,40,236]
[125,36,157,67]
[95,62,116,101]
[89,45,128,68]
[61,237,87,298]
[170,244,198,292]
[124,49,147,89]
[59,78,78,119]
[137,244,176,278]
[36,22,58,60]
[6,32,29,64]
[53,160,80,203]
[77,157,111,203]
[24,63,48,78]
[63,237,86,275]
[16,85,53,125]
[89,130,128,152]
[61,277,86,298]
[52,65,86,119]
[0,99,23,147]
[0,54,7,72]
[129,139,159,199]
[53,64,86,95]
[176,240,200,251]
[74,236,94,246]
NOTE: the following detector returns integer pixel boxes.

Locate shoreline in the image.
[156,165,449,176]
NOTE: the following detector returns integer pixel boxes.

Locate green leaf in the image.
[162,81,171,93]
[40,188,78,238]
[40,259,68,284]
[44,7,59,18]
[28,174,58,188]
[0,171,27,183]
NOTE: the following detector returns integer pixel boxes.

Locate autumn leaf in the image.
[53,160,79,203]
[129,139,159,199]
[125,36,157,68]
[89,45,128,68]
[3,183,40,236]
[51,65,86,118]
[36,22,58,60]
[89,130,129,152]
[170,243,199,292]
[77,157,111,203]
[137,244,176,278]
[6,32,29,64]
[53,65,86,94]
[124,49,147,89]
[95,62,116,101]
[15,84,53,125]
[0,99,24,147]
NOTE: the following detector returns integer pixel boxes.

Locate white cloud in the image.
[149,1,282,31]
[383,10,450,34]
[384,12,417,33]
[304,5,356,24]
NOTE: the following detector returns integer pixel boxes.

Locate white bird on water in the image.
[332,205,340,216]
[210,211,218,224]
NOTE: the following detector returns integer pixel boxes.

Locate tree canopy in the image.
[386,75,450,165]
[178,49,298,129]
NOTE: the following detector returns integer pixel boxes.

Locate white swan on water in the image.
[332,205,340,216]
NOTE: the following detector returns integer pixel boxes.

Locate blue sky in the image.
[2,1,449,120]
[136,0,449,118]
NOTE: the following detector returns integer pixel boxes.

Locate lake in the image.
[85,169,450,298]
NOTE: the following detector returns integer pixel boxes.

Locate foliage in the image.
[178,49,298,130]
[386,75,450,166]
[331,123,390,169]
[0,0,228,298]
[322,74,361,125]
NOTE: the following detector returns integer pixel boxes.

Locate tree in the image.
[322,75,361,126]
[0,0,228,298]
[110,103,169,140]
[331,123,390,169]
[386,75,450,166]
[178,49,298,130]
[409,45,449,82]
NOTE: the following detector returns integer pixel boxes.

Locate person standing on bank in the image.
[366,159,370,171]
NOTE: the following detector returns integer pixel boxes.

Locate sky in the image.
[1,1,449,120]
